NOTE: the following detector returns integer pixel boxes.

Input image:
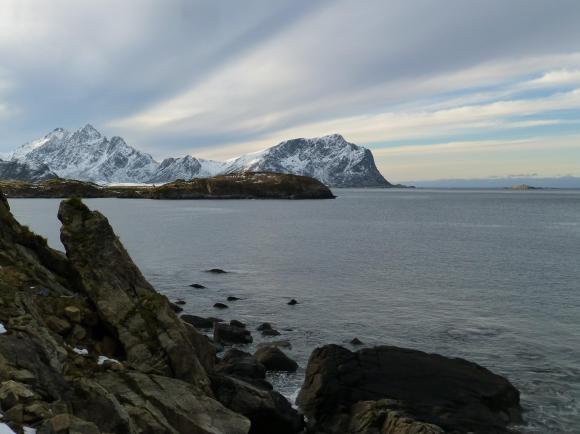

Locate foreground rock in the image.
[0,193,304,433]
[211,374,304,434]
[58,198,211,388]
[297,344,522,434]
[0,171,335,200]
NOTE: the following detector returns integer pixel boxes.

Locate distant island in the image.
[0,172,335,200]
[509,184,540,190]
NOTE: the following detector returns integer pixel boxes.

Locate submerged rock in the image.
[190,283,206,288]
[214,302,229,309]
[287,299,298,306]
[207,268,228,274]
[297,344,522,434]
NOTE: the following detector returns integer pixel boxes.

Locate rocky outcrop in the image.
[0,192,307,433]
[58,198,212,390]
[297,345,522,434]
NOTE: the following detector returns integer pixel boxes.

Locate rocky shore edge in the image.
[0,192,523,434]
[0,172,335,200]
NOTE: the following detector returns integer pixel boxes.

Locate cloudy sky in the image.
[1,0,579,182]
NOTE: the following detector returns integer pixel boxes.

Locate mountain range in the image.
[1,124,391,187]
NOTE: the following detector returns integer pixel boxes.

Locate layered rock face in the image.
[297,345,522,434]
[0,193,304,433]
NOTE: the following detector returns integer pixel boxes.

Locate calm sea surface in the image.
[8,189,580,433]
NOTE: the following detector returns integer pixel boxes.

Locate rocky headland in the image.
[0,172,335,200]
[0,191,523,433]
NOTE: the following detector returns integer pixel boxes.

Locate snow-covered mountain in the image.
[8,124,158,183]
[226,134,390,187]
[4,125,391,187]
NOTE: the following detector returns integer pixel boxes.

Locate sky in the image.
[0,0,579,182]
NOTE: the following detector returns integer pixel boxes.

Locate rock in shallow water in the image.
[214,323,253,345]
[297,344,522,434]
[255,346,298,372]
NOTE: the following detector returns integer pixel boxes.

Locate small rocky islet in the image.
[0,171,335,200]
[0,192,523,433]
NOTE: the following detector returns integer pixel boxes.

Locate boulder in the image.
[254,346,298,372]
[230,320,246,328]
[215,349,267,385]
[181,314,223,329]
[297,345,522,434]
[350,338,364,346]
[214,323,253,345]
[256,322,273,332]
[214,302,229,309]
[58,198,210,390]
[211,374,303,434]
[287,299,298,306]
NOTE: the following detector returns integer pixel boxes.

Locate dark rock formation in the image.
[190,283,206,288]
[287,299,298,305]
[230,320,246,328]
[211,374,304,434]
[257,322,273,332]
[214,323,253,345]
[254,347,298,372]
[215,349,267,386]
[214,302,229,309]
[350,337,364,345]
[181,315,223,329]
[227,296,241,301]
[297,344,522,434]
